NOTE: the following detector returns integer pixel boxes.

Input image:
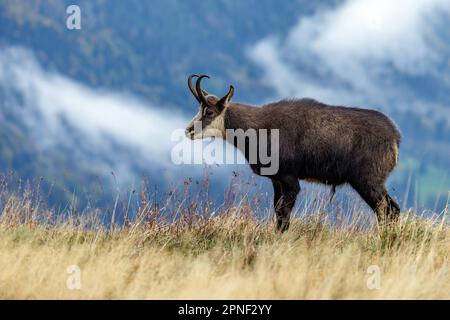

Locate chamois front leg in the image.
[272,176,300,232]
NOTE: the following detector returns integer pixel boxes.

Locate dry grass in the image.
[1,200,450,299]
[0,176,449,299]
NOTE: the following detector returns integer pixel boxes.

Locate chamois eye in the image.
[205,109,214,116]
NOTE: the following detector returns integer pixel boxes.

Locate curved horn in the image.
[195,75,212,107]
[188,74,201,103]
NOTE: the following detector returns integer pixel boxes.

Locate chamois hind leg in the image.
[352,181,398,227]
[272,176,300,232]
[386,193,400,223]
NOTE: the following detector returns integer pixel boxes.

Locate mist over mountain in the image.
[0,0,449,212]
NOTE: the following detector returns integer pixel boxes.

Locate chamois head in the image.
[185,74,234,140]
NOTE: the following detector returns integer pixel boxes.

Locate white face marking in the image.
[185,110,202,137]
[200,112,225,139]
[185,95,226,140]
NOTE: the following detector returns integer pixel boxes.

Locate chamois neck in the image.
[224,103,261,131]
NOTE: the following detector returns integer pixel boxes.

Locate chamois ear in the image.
[218,85,234,110]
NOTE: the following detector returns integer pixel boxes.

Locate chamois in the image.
[185,74,401,232]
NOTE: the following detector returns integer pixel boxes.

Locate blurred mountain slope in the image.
[0,0,448,210]
[1,0,327,106]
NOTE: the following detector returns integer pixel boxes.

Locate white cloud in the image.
[302,0,447,73]
[0,46,247,186]
[249,0,450,109]
[0,47,186,166]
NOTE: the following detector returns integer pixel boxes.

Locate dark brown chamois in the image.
[185,74,401,232]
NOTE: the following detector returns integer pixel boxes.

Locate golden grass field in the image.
[0,184,450,300]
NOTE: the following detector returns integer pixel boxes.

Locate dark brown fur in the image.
[224,99,401,231]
